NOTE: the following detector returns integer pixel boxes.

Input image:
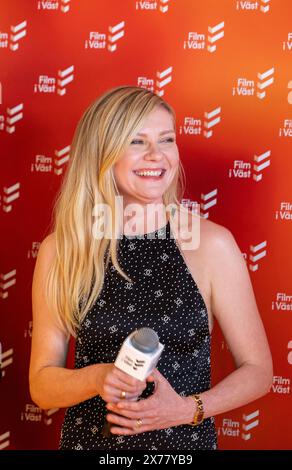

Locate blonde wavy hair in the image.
[46,85,186,337]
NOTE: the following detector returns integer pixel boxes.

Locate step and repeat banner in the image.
[1,0,291,450]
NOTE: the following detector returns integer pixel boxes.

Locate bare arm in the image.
[29,234,102,409]
[183,223,273,420]
[29,234,146,410]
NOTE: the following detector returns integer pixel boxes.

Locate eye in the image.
[160,137,175,143]
[130,139,144,145]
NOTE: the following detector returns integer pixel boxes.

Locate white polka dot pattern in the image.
[59,221,218,450]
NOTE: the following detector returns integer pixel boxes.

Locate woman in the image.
[29,86,273,450]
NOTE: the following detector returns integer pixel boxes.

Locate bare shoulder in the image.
[173,210,240,333]
[173,206,242,269]
[33,232,57,297]
[30,230,70,383]
[32,231,70,337]
[32,233,58,285]
[199,217,238,254]
[32,231,58,317]
[38,232,57,262]
[175,206,237,254]
[198,216,246,283]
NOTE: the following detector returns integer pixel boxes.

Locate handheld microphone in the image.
[102,327,164,437]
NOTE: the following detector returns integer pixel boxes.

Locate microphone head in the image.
[130,327,159,354]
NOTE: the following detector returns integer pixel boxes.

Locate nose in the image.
[144,142,163,161]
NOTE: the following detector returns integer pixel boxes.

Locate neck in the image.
[122,200,168,236]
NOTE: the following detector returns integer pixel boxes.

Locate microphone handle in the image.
[101,419,113,438]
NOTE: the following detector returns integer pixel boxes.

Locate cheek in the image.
[113,164,125,190]
[114,159,128,176]
[114,153,136,175]
[170,152,180,169]
[113,160,135,189]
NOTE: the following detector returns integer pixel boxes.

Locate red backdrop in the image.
[1,0,291,450]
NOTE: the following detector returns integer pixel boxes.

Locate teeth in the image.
[135,170,163,177]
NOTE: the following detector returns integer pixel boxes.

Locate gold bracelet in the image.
[189,394,204,426]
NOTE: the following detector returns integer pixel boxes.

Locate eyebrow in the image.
[136,130,175,136]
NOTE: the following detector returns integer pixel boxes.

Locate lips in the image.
[133,168,166,179]
[133,168,166,172]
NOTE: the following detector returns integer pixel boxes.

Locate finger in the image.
[109,376,147,396]
[145,369,163,390]
[105,379,145,396]
[110,427,143,436]
[113,367,146,388]
[115,399,150,413]
[106,413,149,430]
[104,386,140,402]
[146,374,155,382]
[110,425,151,436]
[106,403,155,420]
[149,368,164,381]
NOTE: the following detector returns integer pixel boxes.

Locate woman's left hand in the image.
[105,368,192,435]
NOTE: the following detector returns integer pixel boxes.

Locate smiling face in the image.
[113,105,179,207]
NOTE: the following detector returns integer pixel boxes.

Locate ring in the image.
[136,418,143,427]
[120,390,126,399]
